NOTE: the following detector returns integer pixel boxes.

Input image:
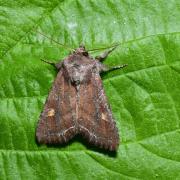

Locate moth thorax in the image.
[71,71,83,85]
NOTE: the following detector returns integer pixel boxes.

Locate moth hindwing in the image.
[36,45,127,151]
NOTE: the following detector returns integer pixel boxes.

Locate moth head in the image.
[74,44,88,56]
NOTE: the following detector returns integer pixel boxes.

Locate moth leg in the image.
[41,59,62,70]
[103,64,128,72]
[95,46,117,61]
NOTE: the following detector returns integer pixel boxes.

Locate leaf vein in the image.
[139,143,180,163]
[85,152,139,180]
[1,0,65,59]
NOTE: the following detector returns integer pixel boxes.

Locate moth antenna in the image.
[87,43,120,52]
[35,30,74,51]
[40,59,55,66]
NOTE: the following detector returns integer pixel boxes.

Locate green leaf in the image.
[0,0,180,179]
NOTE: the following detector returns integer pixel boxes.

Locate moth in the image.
[36,43,127,151]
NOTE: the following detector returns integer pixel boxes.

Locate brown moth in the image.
[36,44,127,151]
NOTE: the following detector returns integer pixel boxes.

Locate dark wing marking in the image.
[77,73,119,151]
[36,69,77,144]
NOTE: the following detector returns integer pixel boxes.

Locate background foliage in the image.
[0,0,180,179]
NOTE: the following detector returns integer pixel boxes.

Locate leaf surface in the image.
[0,0,180,179]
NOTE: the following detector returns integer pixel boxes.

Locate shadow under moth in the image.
[36,44,127,151]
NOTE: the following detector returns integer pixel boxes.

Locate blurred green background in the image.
[0,0,180,179]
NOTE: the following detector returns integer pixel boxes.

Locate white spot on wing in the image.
[47,108,55,117]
